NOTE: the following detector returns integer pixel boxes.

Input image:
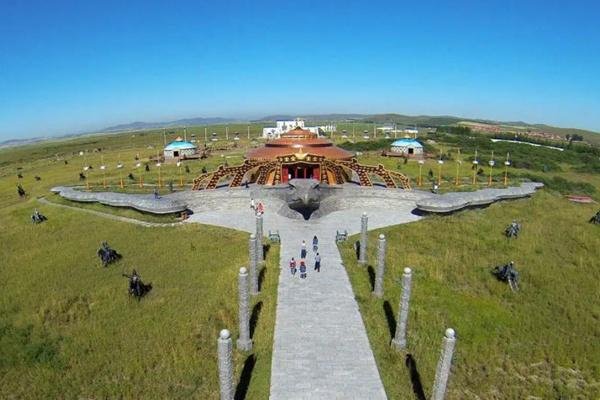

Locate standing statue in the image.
[492,261,520,292]
[17,184,26,198]
[31,209,47,224]
[589,210,600,225]
[504,220,522,238]
[122,269,152,300]
[96,241,122,267]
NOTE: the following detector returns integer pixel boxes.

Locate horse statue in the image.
[589,210,600,225]
[492,261,520,292]
[31,209,47,224]
[504,220,521,238]
[17,184,26,198]
[96,241,122,267]
[122,269,152,300]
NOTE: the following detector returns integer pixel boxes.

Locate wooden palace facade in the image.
[192,127,411,190]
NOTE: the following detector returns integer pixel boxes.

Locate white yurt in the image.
[164,137,197,160]
[390,138,423,157]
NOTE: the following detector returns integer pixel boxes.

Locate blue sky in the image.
[1,0,599,140]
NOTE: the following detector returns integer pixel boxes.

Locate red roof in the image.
[247,128,354,161]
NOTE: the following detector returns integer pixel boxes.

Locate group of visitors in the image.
[250,198,264,216]
[289,235,321,279]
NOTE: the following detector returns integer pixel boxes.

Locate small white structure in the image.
[262,118,335,139]
[390,138,423,157]
[164,137,197,160]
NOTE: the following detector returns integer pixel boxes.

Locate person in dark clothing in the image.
[300,240,307,259]
[299,260,307,279]
[314,253,321,272]
[289,258,297,276]
[312,235,319,252]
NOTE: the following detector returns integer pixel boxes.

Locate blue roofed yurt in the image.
[164,137,197,160]
[390,138,423,158]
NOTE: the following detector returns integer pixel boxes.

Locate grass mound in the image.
[340,191,600,399]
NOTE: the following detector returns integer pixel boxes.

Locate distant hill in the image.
[102,117,237,132]
[2,113,598,149]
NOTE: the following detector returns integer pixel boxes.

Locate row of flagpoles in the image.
[416,150,512,187]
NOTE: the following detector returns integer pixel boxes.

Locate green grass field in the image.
[1,123,599,398]
[339,191,600,399]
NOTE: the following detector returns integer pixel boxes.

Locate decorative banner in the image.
[83,166,89,171]
[135,162,142,168]
[156,163,161,167]
[176,161,181,167]
[438,160,444,164]
[100,165,106,170]
[117,163,123,169]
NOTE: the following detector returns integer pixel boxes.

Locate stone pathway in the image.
[188,198,421,400]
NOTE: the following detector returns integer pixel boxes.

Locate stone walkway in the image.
[188,197,421,400]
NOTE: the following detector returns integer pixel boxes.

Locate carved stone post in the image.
[249,234,258,295]
[431,328,457,400]
[373,234,386,297]
[255,214,264,264]
[237,267,252,351]
[359,212,368,265]
[217,329,234,400]
[392,267,413,350]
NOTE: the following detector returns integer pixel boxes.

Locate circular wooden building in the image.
[246,127,353,184]
[193,126,411,190]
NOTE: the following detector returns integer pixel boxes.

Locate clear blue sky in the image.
[1,0,599,140]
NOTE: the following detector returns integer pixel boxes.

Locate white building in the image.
[262,118,335,139]
[390,138,424,158]
[164,137,197,160]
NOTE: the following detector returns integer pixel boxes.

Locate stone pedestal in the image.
[359,212,368,265]
[431,328,457,400]
[373,234,386,297]
[256,214,264,264]
[392,267,412,350]
[237,267,253,351]
[249,234,259,295]
[217,329,234,400]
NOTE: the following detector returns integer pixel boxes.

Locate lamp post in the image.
[437,148,444,186]
[177,161,183,188]
[472,150,479,186]
[100,155,107,188]
[117,160,124,189]
[83,165,90,190]
[136,162,143,188]
[488,151,495,186]
[504,152,511,186]
[418,159,424,186]
[454,148,461,186]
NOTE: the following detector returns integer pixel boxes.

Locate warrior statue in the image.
[492,261,520,292]
[96,241,122,267]
[504,220,521,238]
[122,269,152,300]
[31,209,47,224]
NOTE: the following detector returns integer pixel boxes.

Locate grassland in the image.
[0,125,279,399]
[339,191,600,399]
[1,123,599,398]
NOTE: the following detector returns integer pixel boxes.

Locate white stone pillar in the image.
[359,212,368,265]
[217,329,234,400]
[431,328,457,400]
[392,267,412,350]
[256,214,264,265]
[237,267,253,351]
[373,234,386,297]
[249,234,258,295]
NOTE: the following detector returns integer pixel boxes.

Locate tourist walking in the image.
[299,260,307,279]
[312,235,319,252]
[250,197,255,210]
[314,253,321,272]
[153,188,159,199]
[289,258,297,276]
[300,240,307,259]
